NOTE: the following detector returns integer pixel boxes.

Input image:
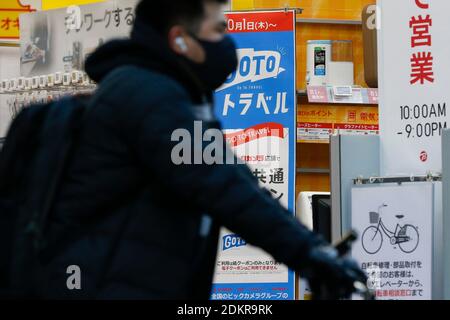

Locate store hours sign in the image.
[378,0,450,175]
[212,10,297,300]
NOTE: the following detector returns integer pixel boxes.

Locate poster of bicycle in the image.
[351,183,433,300]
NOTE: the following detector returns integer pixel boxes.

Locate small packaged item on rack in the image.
[0,79,8,93]
[32,76,40,89]
[47,74,55,87]
[17,94,25,109]
[39,75,48,89]
[82,72,91,86]
[30,91,38,105]
[17,77,25,91]
[10,78,18,92]
[54,72,62,85]
[24,78,31,91]
[47,94,54,103]
[36,91,46,104]
[71,70,83,85]
[63,73,71,86]
[22,92,30,107]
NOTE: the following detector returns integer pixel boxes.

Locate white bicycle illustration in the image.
[361,204,419,255]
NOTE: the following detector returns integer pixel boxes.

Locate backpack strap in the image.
[32,69,128,249]
[31,96,93,253]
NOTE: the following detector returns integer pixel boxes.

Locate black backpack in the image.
[0,95,90,298]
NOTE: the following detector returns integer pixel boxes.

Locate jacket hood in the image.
[85,18,209,104]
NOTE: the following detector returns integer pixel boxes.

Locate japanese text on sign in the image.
[65,5,135,33]
[410,0,434,85]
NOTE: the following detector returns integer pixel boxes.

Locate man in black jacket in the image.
[40,0,366,299]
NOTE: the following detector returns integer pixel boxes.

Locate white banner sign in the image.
[378,0,450,175]
[351,184,433,300]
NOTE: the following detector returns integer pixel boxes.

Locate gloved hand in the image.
[302,246,368,300]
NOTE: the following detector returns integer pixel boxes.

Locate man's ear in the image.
[168,25,188,55]
[168,25,206,63]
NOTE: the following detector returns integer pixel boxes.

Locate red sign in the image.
[298,122,333,130]
[334,124,379,131]
[226,11,295,33]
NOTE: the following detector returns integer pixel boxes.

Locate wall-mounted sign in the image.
[0,1,40,40]
[352,183,434,300]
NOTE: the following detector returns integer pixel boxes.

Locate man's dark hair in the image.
[136,0,228,34]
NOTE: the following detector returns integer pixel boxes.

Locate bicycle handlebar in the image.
[334,231,376,301]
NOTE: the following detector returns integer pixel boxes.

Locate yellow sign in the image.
[0,0,37,39]
[42,0,104,10]
[231,0,255,10]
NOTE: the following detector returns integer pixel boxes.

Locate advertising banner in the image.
[297,105,379,143]
[0,1,40,40]
[212,10,297,300]
[378,0,450,175]
[19,0,138,77]
[351,184,433,300]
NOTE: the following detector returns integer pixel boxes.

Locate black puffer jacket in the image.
[38,21,324,299]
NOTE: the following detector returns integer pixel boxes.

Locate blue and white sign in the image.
[211,10,297,301]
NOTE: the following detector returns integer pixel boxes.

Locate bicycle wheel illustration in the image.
[361,226,383,255]
[398,225,419,253]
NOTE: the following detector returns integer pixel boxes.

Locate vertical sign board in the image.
[351,184,433,300]
[212,10,297,300]
[378,0,450,175]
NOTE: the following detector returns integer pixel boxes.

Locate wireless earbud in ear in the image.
[175,37,188,53]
